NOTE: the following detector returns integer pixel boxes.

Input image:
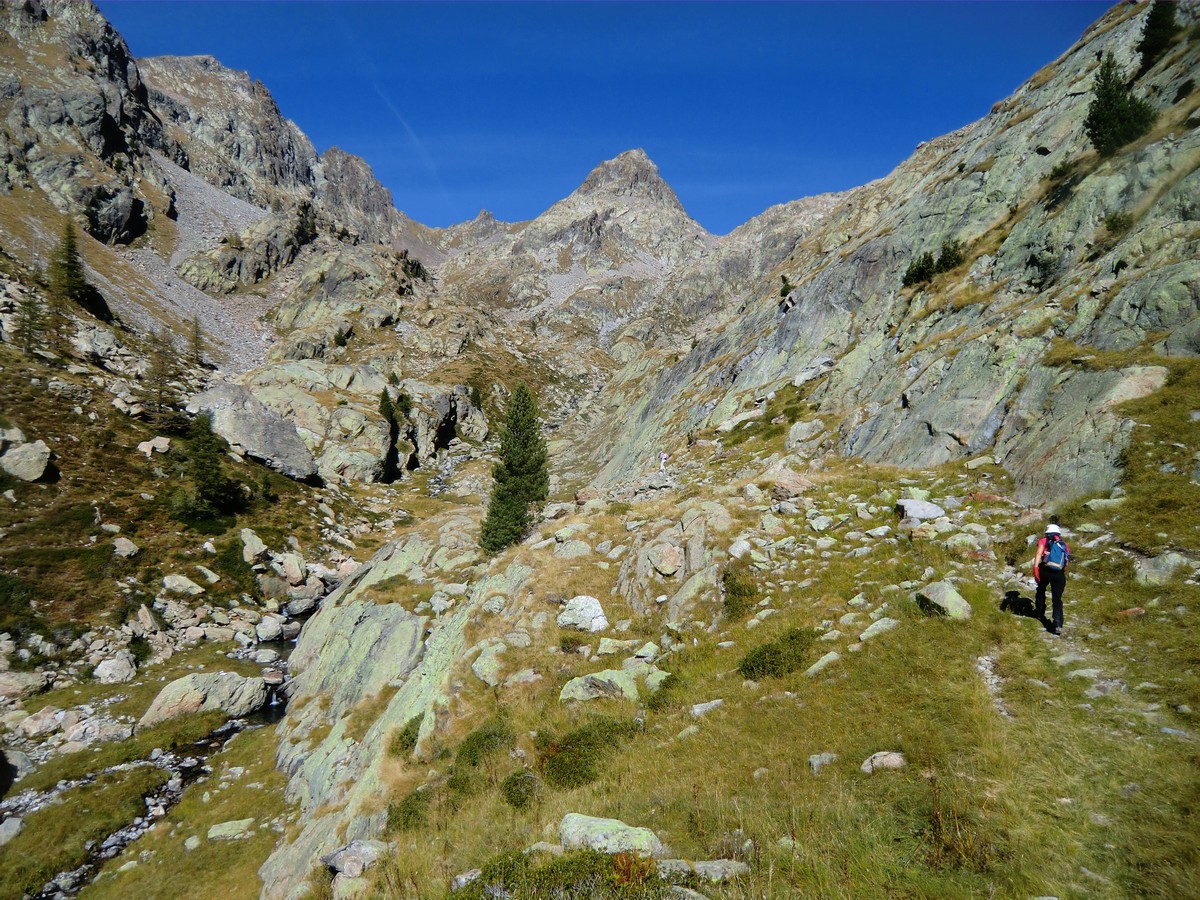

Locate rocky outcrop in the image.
[178,202,316,294]
[0,1,166,243]
[137,54,318,210]
[186,382,318,481]
[585,3,1200,505]
[260,545,532,898]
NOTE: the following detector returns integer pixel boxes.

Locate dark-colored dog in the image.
[1000,590,1037,618]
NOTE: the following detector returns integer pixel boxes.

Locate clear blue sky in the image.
[98,1,1110,235]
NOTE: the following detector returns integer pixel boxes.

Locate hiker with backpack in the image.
[1033,523,1071,634]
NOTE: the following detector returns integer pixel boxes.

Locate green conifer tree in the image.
[12,290,43,355]
[1084,54,1157,157]
[479,383,549,553]
[1136,0,1180,74]
[181,412,242,521]
[142,329,181,426]
[47,220,89,306]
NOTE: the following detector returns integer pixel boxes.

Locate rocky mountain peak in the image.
[575,148,682,210]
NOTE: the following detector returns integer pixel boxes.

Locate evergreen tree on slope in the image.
[480,383,548,553]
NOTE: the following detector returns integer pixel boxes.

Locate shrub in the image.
[457,849,672,900]
[560,634,586,653]
[389,715,423,757]
[500,770,539,809]
[385,788,428,834]
[456,720,514,768]
[737,628,818,680]
[539,717,638,789]
[1085,54,1156,157]
[903,252,937,288]
[722,560,759,620]
[0,573,41,640]
[1103,211,1134,237]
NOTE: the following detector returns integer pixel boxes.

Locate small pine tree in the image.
[183,412,242,520]
[395,391,412,419]
[188,316,205,369]
[142,329,181,426]
[379,388,395,425]
[934,239,965,274]
[1084,54,1157,157]
[12,290,44,355]
[1136,0,1180,74]
[47,220,89,306]
[479,383,548,554]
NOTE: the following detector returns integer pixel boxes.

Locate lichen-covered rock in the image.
[138,672,268,729]
[558,813,666,858]
[559,669,639,703]
[557,596,608,632]
[914,581,973,620]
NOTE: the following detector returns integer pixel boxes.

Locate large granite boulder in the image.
[186,383,318,481]
[0,440,51,481]
[138,672,269,729]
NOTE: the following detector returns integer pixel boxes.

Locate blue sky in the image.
[98,1,1110,235]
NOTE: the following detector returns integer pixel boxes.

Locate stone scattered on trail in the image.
[858,618,899,642]
[557,596,609,632]
[136,436,171,457]
[242,528,269,563]
[320,839,389,878]
[860,751,906,773]
[184,835,201,851]
[895,499,945,521]
[139,672,269,729]
[560,669,639,703]
[914,581,972,620]
[471,643,507,687]
[647,544,683,577]
[0,670,49,700]
[0,440,51,481]
[93,650,136,684]
[207,818,255,840]
[805,651,841,677]
[559,813,666,858]
[16,706,62,738]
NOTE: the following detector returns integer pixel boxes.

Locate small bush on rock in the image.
[389,715,423,757]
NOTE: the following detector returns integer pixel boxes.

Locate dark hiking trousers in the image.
[1035,568,1066,630]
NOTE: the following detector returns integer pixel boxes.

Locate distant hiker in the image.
[1033,523,1071,634]
[659,450,668,472]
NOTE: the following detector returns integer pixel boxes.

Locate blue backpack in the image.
[1044,537,1069,571]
